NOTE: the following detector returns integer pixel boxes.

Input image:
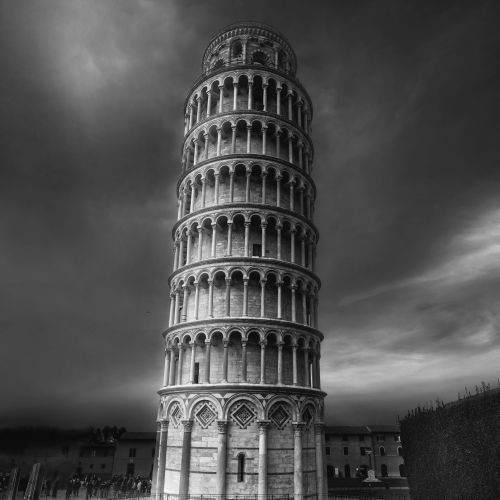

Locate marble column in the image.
[260,341,266,384]
[204,340,211,383]
[241,340,247,382]
[257,421,270,497]
[154,420,169,495]
[222,340,229,382]
[178,420,193,497]
[216,420,228,497]
[293,422,305,500]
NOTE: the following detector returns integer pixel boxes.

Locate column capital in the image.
[225,277,232,284]
[292,422,305,435]
[277,341,284,349]
[259,340,267,348]
[260,221,268,229]
[258,420,271,432]
[223,339,229,348]
[160,420,170,431]
[241,340,247,347]
[181,419,194,432]
[205,339,212,346]
[211,221,217,228]
[217,420,229,433]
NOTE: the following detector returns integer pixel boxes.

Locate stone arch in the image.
[265,396,298,423]
[224,394,264,421]
[186,394,223,422]
[167,399,186,429]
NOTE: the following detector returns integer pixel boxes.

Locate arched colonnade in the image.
[185,73,311,136]
[183,116,312,175]
[163,326,322,389]
[178,162,315,220]
[169,267,319,328]
[173,211,317,272]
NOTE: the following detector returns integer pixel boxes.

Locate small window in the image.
[325,447,331,456]
[343,447,348,456]
[129,448,137,458]
[91,449,96,457]
[252,244,262,257]
[237,454,245,482]
[398,447,403,456]
[61,446,69,456]
[194,362,200,384]
[379,446,385,456]
[360,447,366,456]
[341,435,349,442]
[127,463,135,476]
[376,435,385,442]
[89,464,94,470]
[101,464,106,470]
[358,435,365,442]
[399,464,406,477]
[394,435,401,442]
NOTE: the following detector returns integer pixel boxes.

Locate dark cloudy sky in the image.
[1,0,500,430]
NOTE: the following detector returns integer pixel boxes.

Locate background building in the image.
[112,432,155,479]
[325,425,405,480]
[153,22,327,498]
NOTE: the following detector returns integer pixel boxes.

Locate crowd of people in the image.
[40,475,151,499]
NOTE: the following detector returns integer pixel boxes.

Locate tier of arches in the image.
[183,115,312,175]
[178,162,315,221]
[163,325,321,389]
[173,212,317,272]
[185,73,309,137]
[168,267,319,328]
[158,393,321,425]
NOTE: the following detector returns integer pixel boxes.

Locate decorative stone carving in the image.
[194,401,217,429]
[269,403,291,430]
[169,402,183,428]
[230,401,257,429]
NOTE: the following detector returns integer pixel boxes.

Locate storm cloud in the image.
[1,0,499,429]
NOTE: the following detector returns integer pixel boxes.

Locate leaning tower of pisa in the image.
[153,22,326,499]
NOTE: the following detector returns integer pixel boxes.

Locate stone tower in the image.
[153,22,326,499]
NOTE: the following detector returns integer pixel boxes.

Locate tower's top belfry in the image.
[202,22,298,76]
